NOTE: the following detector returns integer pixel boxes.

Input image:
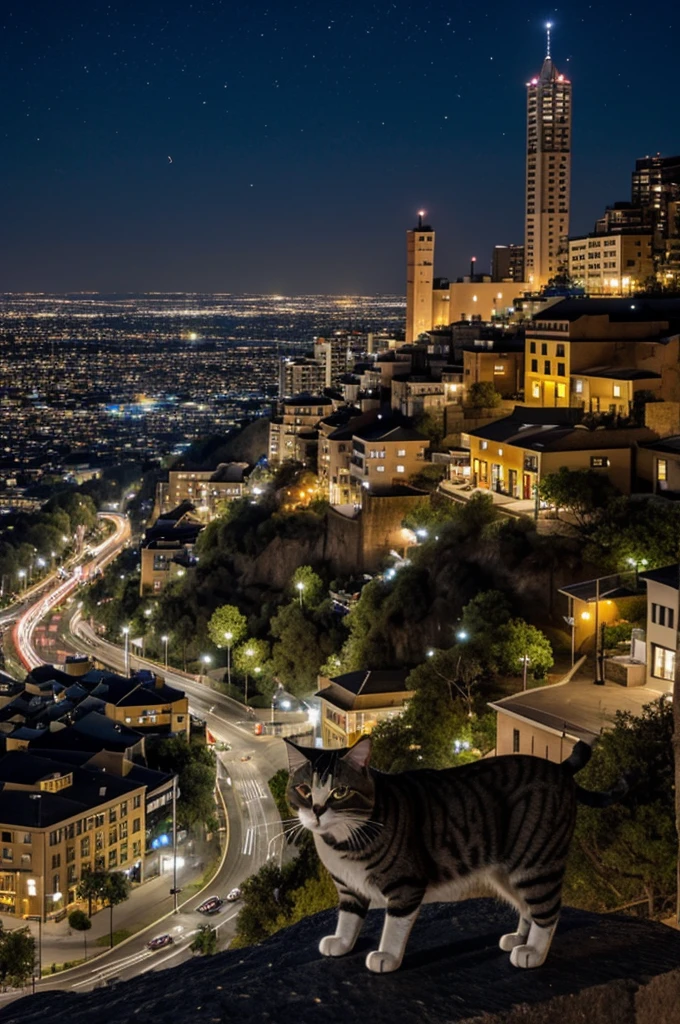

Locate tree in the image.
[0,925,35,990]
[467,382,502,408]
[492,618,554,681]
[459,590,512,639]
[190,924,218,956]
[289,565,324,608]
[147,736,216,831]
[207,604,248,650]
[566,698,675,916]
[68,909,92,961]
[587,495,680,571]
[269,603,340,696]
[103,872,131,948]
[538,466,617,528]
[76,871,108,917]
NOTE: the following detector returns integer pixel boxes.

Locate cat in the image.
[284,735,624,974]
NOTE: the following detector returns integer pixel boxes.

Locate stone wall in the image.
[360,489,429,571]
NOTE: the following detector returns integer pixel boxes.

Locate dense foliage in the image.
[146,736,217,831]
[565,699,675,917]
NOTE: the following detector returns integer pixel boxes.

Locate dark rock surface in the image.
[4,899,680,1024]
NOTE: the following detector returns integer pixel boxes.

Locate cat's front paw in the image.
[509,944,548,969]
[499,931,526,952]
[365,950,400,974]
[319,935,353,957]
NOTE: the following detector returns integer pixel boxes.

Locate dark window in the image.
[531,359,538,373]
[557,363,565,376]
[530,342,536,354]
[512,729,520,753]
[556,344,565,357]
[544,360,551,374]
[541,343,548,355]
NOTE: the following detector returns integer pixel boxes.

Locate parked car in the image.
[197,896,223,915]
[147,934,174,951]
[226,888,242,902]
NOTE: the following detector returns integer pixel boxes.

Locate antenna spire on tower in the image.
[545,21,552,58]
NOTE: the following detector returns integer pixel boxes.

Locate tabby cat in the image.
[285,736,620,974]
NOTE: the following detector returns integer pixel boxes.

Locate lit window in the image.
[493,365,505,374]
[574,379,583,394]
[396,465,405,474]
[590,456,610,468]
[657,459,668,482]
[376,465,385,473]
[556,383,566,399]
[613,385,621,398]
[480,441,488,450]
[532,383,541,398]
[396,449,406,457]
[652,645,675,681]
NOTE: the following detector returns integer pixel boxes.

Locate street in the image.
[0,515,289,1002]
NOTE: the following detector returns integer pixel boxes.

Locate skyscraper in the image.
[406,212,435,343]
[524,25,572,290]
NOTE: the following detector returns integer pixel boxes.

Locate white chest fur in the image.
[314,835,386,904]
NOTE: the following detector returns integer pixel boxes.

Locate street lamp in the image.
[519,653,531,692]
[456,630,468,642]
[224,631,233,688]
[244,647,255,705]
[200,654,212,684]
[296,581,305,608]
[18,569,26,592]
[122,626,130,676]
[161,635,169,668]
[142,607,153,657]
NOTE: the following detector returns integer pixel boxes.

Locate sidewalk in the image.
[10,837,217,968]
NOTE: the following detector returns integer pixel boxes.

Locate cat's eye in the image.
[295,784,311,799]
[332,786,352,800]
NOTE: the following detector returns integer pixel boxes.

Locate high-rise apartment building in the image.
[491,244,525,283]
[406,212,435,343]
[279,356,326,397]
[314,335,350,387]
[631,154,680,245]
[524,26,572,290]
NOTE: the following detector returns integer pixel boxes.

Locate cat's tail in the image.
[563,740,632,807]
[562,740,592,775]
[574,776,630,808]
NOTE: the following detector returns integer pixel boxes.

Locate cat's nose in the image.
[312,804,326,819]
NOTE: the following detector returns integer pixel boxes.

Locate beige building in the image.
[524,298,680,409]
[349,421,428,500]
[0,750,151,919]
[390,376,447,419]
[158,464,249,521]
[279,357,326,398]
[639,565,678,690]
[268,395,336,466]
[406,213,435,343]
[316,669,414,748]
[568,232,654,295]
[466,408,655,498]
[102,675,190,739]
[524,29,572,288]
[139,508,203,597]
[636,435,680,494]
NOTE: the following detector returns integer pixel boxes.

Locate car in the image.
[197,896,223,915]
[147,934,174,951]
[226,888,241,902]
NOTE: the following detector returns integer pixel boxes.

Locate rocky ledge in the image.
[3,899,680,1024]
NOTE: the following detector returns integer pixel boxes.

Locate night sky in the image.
[1,1,678,294]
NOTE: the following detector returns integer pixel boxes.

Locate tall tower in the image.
[524,24,572,290]
[406,212,435,344]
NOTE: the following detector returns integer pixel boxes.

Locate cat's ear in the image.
[284,739,312,774]
[341,735,372,771]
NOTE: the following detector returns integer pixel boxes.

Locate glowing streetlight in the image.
[122,626,130,676]
[200,653,212,684]
[224,631,234,688]
[161,634,169,668]
[456,630,468,642]
[243,647,255,706]
[296,580,305,608]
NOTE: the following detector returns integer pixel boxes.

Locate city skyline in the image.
[1,0,678,294]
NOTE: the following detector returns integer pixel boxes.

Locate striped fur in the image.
[285,737,602,973]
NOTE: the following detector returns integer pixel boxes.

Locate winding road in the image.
[4,512,288,999]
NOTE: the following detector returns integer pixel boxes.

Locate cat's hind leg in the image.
[486,869,531,952]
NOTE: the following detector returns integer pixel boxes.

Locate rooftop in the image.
[531,297,680,325]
